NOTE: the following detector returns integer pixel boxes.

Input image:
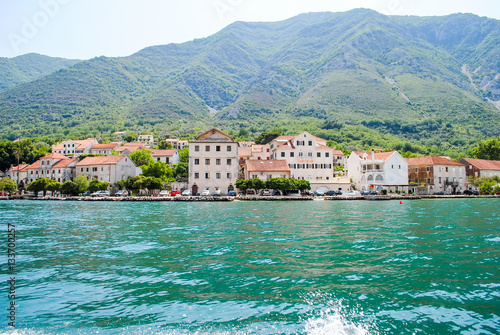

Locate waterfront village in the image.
[2,128,500,198]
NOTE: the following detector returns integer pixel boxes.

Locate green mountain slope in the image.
[0,9,499,155]
[0,53,81,91]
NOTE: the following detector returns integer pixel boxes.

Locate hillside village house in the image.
[75,156,140,184]
[406,156,466,194]
[7,164,30,185]
[238,144,271,164]
[347,150,409,192]
[458,158,500,178]
[138,134,155,147]
[90,142,120,155]
[188,128,239,195]
[244,160,291,180]
[52,138,98,157]
[165,139,188,150]
[115,142,144,155]
[332,149,347,167]
[25,153,77,183]
[149,149,180,164]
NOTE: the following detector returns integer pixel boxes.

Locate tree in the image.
[471,136,500,160]
[235,179,248,191]
[143,176,164,195]
[46,179,62,194]
[75,175,89,194]
[88,179,109,192]
[123,131,138,143]
[173,162,188,180]
[141,161,173,181]
[158,141,173,149]
[0,177,17,193]
[61,180,78,196]
[27,177,49,196]
[129,149,154,167]
[296,179,311,192]
[255,129,283,145]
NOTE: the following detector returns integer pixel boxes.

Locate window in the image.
[216,159,221,165]
[426,167,430,172]
[227,173,231,178]
[227,146,232,152]
[227,159,232,165]
[194,159,199,165]
[416,167,419,172]
[205,173,210,179]
[195,145,199,152]
[194,172,199,179]
[80,168,83,172]
[101,167,104,171]
[216,173,221,179]
[317,152,321,158]
[205,159,210,165]
[290,152,294,157]
[251,174,258,178]
[216,145,221,152]
[308,152,312,157]
[427,178,431,183]
[308,141,313,146]
[299,152,303,157]
[281,152,285,157]
[445,167,449,172]
[86,168,89,172]
[205,145,210,152]
[325,153,330,157]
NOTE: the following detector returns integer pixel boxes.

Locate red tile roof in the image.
[41,153,70,160]
[26,161,40,169]
[148,149,177,157]
[52,138,97,151]
[406,156,464,166]
[245,160,291,172]
[238,147,252,157]
[354,151,397,161]
[332,150,345,155]
[11,164,30,172]
[91,142,120,150]
[52,158,78,168]
[76,155,126,166]
[459,158,500,170]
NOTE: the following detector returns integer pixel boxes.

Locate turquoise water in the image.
[0,199,499,334]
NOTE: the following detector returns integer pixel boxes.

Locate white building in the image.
[138,134,155,147]
[244,160,291,180]
[75,155,140,184]
[165,138,188,150]
[25,153,77,183]
[347,150,409,192]
[149,149,180,164]
[52,138,98,157]
[90,142,120,155]
[406,156,466,194]
[188,128,239,195]
[7,164,30,185]
[458,158,500,178]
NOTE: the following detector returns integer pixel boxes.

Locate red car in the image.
[0,191,9,196]
[170,189,181,196]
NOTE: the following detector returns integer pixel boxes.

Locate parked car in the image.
[464,189,479,195]
[115,190,128,197]
[324,190,337,196]
[0,191,9,196]
[90,191,101,197]
[201,189,210,196]
[302,190,314,196]
[228,190,237,196]
[272,190,282,196]
[159,190,170,197]
[181,190,191,196]
[100,191,110,197]
[360,190,369,195]
[369,190,378,195]
[345,190,361,196]
[82,191,91,196]
[246,189,256,195]
[170,189,181,196]
[314,190,324,196]
[261,189,271,196]
[336,190,345,195]
[212,189,221,196]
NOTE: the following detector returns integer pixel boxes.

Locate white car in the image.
[345,190,361,196]
[181,190,191,196]
[115,190,128,197]
[212,189,221,196]
[159,190,170,197]
[201,189,210,196]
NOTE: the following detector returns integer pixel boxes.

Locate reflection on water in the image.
[0,199,498,334]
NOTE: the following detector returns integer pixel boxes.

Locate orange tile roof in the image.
[238,147,252,157]
[459,158,500,170]
[52,138,97,151]
[332,150,345,155]
[91,142,120,150]
[245,160,291,172]
[26,161,40,169]
[52,158,78,168]
[40,153,69,160]
[355,151,397,162]
[148,149,177,157]
[11,164,30,172]
[76,155,126,166]
[406,156,464,166]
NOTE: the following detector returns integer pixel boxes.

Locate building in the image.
[75,155,140,184]
[165,139,189,150]
[244,160,291,180]
[269,131,335,183]
[115,142,145,155]
[7,164,30,185]
[52,138,98,157]
[406,156,466,194]
[90,142,120,155]
[25,153,77,183]
[239,144,271,165]
[149,149,180,164]
[138,134,155,147]
[458,158,500,178]
[332,149,347,167]
[188,128,239,195]
[347,150,409,192]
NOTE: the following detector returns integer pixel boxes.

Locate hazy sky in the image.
[1,0,498,59]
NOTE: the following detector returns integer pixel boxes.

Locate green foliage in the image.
[129,149,154,167]
[235,178,267,191]
[0,177,17,193]
[61,180,78,196]
[88,179,109,192]
[178,147,189,163]
[255,129,283,145]
[173,162,188,180]
[158,141,173,149]
[141,161,173,182]
[468,176,500,195]
[143,176,164,194]
[470,136,500,160]
[0,139,49,172]
[124,131,138,143]
[264,178,311,192]
[27,177,50,196]
[75,175,89,194]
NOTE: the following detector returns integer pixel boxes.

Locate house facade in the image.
[188,128,239,195]
[458,158,500,178]
[347,150,409,192]
[7,164,29,185]
[75,155,140,184]
[90,142,120,155]
[25,153,77,183]
[138,134,155,147]
[244,160,291,181]
[52,138,98,157]
[115,142,145,155]
[165,138,188,150]
[269,132,335,183]
[149,149,180,164]
[406,156,466,194]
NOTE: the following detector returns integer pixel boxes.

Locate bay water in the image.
[1,199,499,334]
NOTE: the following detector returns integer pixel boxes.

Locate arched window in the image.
[375,175,384,181]
[367,175,374,181]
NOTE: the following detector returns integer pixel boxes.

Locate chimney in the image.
[371,149,375,161]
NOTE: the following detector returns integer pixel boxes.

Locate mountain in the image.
[0,53,81,91]
[0,9,499,156]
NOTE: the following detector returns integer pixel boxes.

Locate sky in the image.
[0,0,499,60]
